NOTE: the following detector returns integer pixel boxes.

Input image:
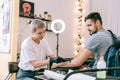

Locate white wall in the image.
[0,0,19,79]
[18,0,89,58]
[90,0,120,36]
[19,0,120,58]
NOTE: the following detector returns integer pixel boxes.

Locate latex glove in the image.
[49,56,71,69]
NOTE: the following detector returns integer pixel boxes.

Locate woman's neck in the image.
[32,37,40,44]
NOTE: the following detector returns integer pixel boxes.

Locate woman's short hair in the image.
[30,19,45,31]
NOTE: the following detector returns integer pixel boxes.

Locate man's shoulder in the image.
[91,30,108,38]
[90,33,102,40]
[88,30,110,43]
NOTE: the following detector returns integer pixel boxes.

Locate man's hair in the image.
[30,19,45,31]
[84,12,102,25]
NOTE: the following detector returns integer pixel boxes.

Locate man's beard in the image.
[90,31,97,35]
[89,27,98,35]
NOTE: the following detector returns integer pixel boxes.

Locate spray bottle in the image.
[97,52,106,79]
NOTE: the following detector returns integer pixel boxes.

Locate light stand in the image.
[49,19,65,69]
[56,33,59,57]
[54,23,60,57]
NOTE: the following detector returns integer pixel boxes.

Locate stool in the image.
[5,62,19,80]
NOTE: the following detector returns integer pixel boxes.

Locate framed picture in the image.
[19,1,34,18]
[0,0,12,52]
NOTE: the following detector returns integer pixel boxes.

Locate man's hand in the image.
[51,62,69,69]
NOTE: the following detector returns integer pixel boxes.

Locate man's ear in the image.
[96,20,100,25]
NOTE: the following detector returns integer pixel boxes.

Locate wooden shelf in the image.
[46,29,52,32]
[24,18,52,31]
[40,18,52,22]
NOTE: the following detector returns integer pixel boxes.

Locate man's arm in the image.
[52,48,92,68]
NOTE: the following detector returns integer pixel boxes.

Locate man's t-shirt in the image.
[84,29,113,68]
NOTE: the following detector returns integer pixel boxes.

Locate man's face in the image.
[85,19,98,35]
[32,27,46,40]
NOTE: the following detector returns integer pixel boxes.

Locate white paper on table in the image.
[67,73,96,80]
[44,70,65,80]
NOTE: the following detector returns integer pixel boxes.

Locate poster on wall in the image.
[19,1,34,18]
[0,0,12,53]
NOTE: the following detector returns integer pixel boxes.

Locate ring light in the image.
[51,19,65,33]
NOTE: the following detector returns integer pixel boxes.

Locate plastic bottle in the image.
[97,55,106,79]
[44,11,48,19]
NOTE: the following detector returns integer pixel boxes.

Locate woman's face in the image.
[32,27,46,41]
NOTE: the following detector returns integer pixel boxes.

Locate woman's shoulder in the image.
[22,37,32,46]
